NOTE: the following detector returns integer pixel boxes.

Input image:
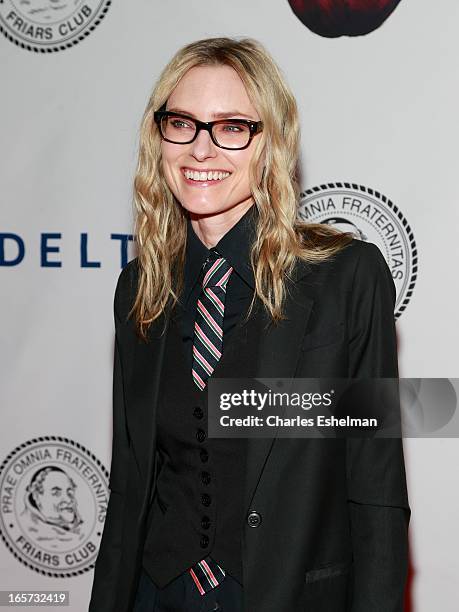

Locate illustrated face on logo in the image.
[32,469,77,525]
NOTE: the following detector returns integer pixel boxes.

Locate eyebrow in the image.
[167,107,255,120]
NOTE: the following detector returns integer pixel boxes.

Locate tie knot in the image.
[202,249,233,289]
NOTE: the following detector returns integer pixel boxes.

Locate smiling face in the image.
[34,471,77,524]
[160,64,263,222]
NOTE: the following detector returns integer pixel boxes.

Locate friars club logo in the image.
[298,182,417,318]
[0,1,111,53]
[0,436,109,577]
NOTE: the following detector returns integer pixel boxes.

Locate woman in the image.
[89,36,410,612]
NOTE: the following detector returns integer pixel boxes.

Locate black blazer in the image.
[89,238,410,612]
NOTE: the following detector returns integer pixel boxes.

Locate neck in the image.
[189,199,254,248]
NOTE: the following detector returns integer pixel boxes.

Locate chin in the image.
[179,198,227,217]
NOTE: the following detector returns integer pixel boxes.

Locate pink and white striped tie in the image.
[188,250,232,593]
[189,555,226,595]
[192,249,233,391]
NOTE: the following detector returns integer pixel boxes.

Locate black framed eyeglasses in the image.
[153,110,263,150]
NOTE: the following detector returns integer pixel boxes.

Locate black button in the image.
[201,471,211,485]
[196,428,206,443]
[201,516,211,530]
[193,406,204,419]
[247,510,262,528]
[200,534,209,548]
[201,493,211,507]
[200,449,209,463]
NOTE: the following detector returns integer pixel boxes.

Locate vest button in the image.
[200,534,209,548]
[193,406,204,419]
[201,471,211,485]
[196,428,206,443]
[201,493,211,507]
[247,510,262,528]
[201,516,211,530]
[200,449,209,463]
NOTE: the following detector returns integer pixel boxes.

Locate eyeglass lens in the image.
[160,115,251,149]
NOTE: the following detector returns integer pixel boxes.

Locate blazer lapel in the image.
[126,311,170,489]
[243,261,314,513]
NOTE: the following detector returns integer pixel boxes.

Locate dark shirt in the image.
[143,203,260,587]
[176,203,258,369]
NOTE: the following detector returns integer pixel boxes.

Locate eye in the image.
[168,116,194,129]
[217,122,251,136]
[222,123,245,133]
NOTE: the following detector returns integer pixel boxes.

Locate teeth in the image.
[184,169,230,181]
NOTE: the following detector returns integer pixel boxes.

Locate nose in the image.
[189,127,218,161]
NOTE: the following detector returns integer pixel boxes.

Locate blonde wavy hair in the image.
[131,36,353,342]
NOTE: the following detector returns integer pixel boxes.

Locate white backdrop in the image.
[1,1,458,610]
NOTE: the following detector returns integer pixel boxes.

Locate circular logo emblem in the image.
[0,436,109,577]
[298,182,417,318]
[0,1,111,53]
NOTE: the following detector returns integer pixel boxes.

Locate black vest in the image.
[142,301,263,588]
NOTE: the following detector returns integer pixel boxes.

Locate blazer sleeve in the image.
[346,242,411,612]
[88,268,131,612]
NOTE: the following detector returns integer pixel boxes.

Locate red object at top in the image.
[287,0,403,37]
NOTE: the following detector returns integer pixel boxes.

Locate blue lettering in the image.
[41,233,62,267]
[111,234,134,268]
[81,233,101,268]
[0,233,25,266]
